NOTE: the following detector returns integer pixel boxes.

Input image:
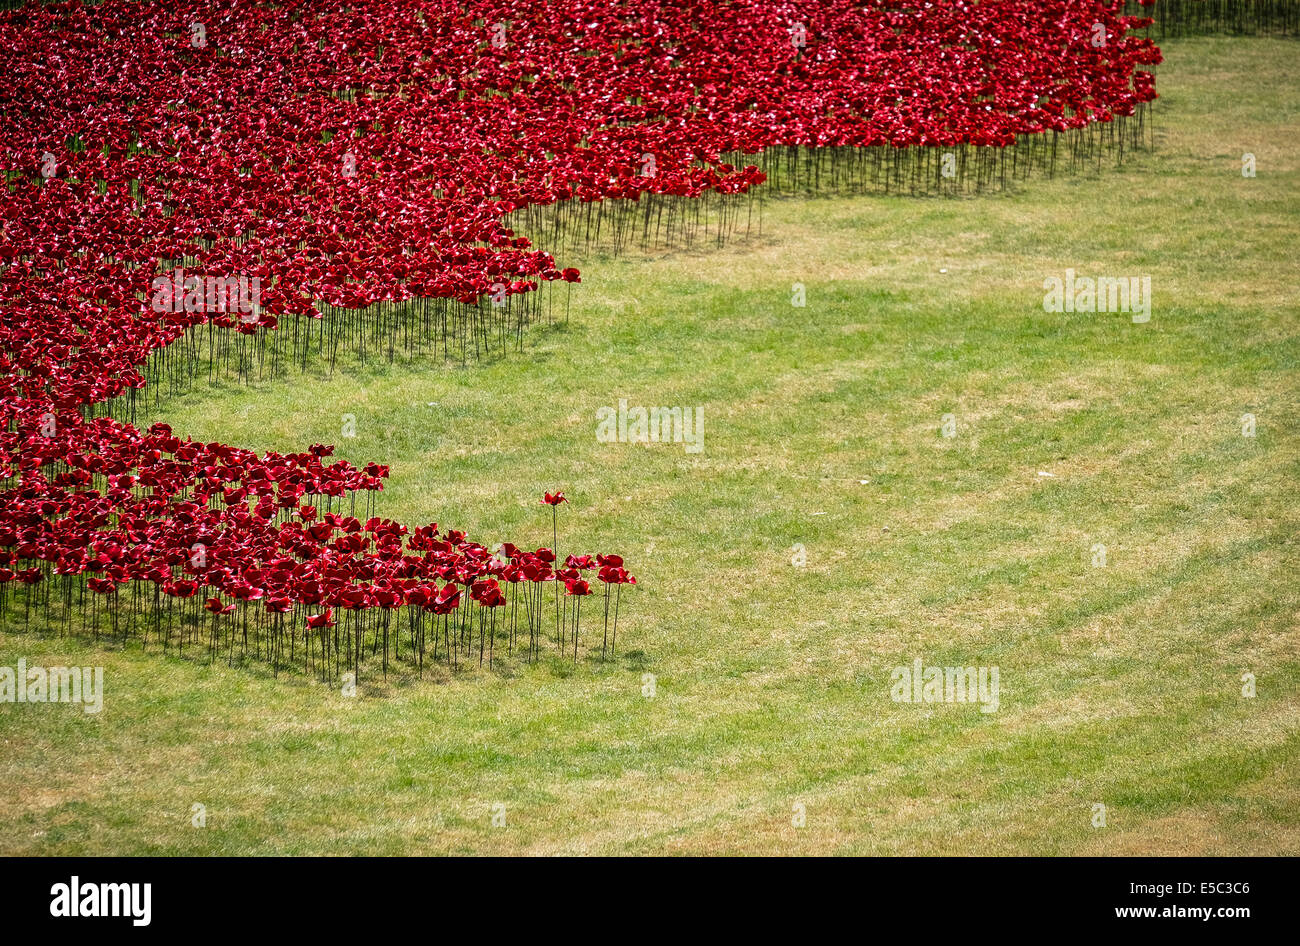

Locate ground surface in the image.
[2,37,1297,855]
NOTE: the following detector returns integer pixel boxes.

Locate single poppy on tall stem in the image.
[541,491,566,645]
[566,577,591,661]
[597,556,623,658]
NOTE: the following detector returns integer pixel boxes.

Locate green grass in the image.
[2,37,1298,855]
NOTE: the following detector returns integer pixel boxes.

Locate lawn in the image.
[1,36,1297,855]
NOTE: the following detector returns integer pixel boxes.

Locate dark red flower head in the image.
[306,608,336,629]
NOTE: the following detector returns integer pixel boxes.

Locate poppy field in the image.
[0,0,1170,682]
[1,3,1298,857]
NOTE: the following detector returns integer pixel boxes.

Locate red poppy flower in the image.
[204,597,236,615]
[306,608,336,629]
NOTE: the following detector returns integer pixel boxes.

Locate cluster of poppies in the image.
[0,434,637,676]
[0,0,1162,677]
